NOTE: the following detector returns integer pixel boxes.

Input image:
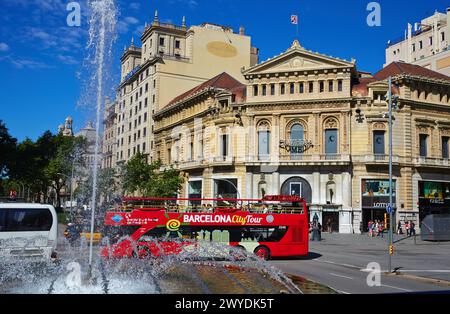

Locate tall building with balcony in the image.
[385,8,450,76]
[104,12,259,168]
[154,40,450,234]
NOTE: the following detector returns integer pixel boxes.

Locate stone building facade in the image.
[103,12,258,168]
[153,40,450,234]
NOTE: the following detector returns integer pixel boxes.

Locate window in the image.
[290,183,302,197]
[319,81,324,93]
[144,113,147,122]
[142,142,146,152]
[373,131,385,155]
[262,84,267,96]
[139,102,142,111]
[253,85,258,96]
[290,83,295,94]
[280,84,285,95]
[221,134,229,157]
[0,209,53,232]
[270,84,275,96]
[145,83,148,92]
[308,82,314,93]
[175,40,180,49]
[429,36,433,46]
[419,41,423,49]
[420,134,428,157]
[153,95,156,103]
[329,81,334,92]
[153,80,156,88]
[442,137,449,159]
[143,128,147,137]
[290,124,304,157]
[412,43,416,52]
[144,98,148,107]
[325,129,338,155]
[258,124,270,158]
[159,37,165,46]
[338,80,343,92]
[299,82,304,94]
[442,32,446,42]
[128,136,131,144]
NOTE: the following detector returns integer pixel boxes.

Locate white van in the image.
[0,203,58,260]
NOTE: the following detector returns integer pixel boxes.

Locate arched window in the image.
[290,124,304,157]
[324,118,339,156]
[258,122,271,159]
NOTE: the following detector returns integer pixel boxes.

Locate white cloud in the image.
[129,2,140,10]
[10,58,52,69]
[0,43,10,52]
[57,54,79,65]
[124,16,139,25]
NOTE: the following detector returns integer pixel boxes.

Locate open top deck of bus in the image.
[107,195,307,215]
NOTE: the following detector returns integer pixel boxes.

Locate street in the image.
[272,233,450,294]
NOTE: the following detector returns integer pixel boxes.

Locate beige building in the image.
[103,12,258,168]
[154,40,450,234]
[386,8,450,76]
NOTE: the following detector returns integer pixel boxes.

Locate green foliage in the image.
[0,120,17,179]
[121,153,183,197]
[1,126,88,205]
[74,167,118,203]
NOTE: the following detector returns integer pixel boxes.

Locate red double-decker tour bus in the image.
[101,195,309,260]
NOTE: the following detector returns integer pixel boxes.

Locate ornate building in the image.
[153,40,450,234]
[103,12,259,168]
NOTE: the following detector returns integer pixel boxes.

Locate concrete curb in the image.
[385,272,450,287]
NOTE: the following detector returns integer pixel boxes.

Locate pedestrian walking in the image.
[405,221,410,237]
[397,221,403,235]
[368,220,373,237]
[410,221,416,237]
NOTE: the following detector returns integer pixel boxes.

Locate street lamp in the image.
[387,76,399,274]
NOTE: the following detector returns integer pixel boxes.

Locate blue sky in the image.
[0,0,448,141]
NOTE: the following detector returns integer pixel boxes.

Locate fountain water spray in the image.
[86,0,117,276]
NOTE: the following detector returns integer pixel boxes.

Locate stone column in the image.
[272,172,280,195]
[312,170,320,204]
[246,172,254,199]
[248,114,255,159]
[272,114,280,160]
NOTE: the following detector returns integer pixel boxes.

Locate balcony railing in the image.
[243,154,351,163]
[414,157,450,167]
[353,155,400,164]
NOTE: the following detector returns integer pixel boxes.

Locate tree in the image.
[44,134,87,208]
[121,153,183,197]
[74,167,117,205]
[0,120,17,179]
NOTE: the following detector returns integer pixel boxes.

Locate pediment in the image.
[243,42,355,76]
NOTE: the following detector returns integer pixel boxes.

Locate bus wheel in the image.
[137,246,153,259]
[254,246,270,261]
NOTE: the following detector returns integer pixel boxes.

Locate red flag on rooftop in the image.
[291,15,298,25]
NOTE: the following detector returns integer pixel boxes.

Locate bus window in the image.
[241,227,289,242]
[0,209,52,232]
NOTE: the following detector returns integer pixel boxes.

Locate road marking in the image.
[400,270,450,273]
[318,260,361,269]
[329,273,354,280]
[380,284,412,292]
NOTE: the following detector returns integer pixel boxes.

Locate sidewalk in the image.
[309,232,450,283]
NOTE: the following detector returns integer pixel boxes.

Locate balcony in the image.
[244,154,351,166]
[353,154,400,165]
[413,157,450,168]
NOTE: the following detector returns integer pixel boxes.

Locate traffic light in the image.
[389,245,394,256]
